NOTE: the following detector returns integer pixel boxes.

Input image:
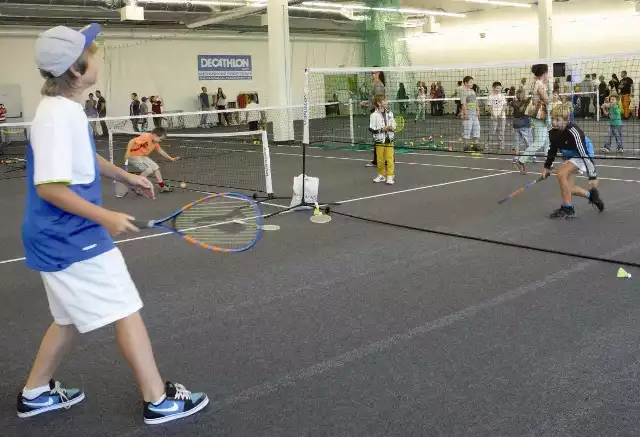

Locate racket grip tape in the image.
[132,219,154,229]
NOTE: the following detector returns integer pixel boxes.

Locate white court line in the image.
[0,172,510,266]
[403,150,640,170]
[277,144,640,170]
[1,158,635,266]
[0,200,291,266]
[273,149,640,184]
[273,151,513,173]
[337,171,514,204]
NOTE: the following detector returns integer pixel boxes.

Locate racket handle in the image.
[132,219,153,229]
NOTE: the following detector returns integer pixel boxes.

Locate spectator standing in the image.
[601,96,623,153]
[199,86,211,128]
[84,93,98,135]
[396,83,408,115]
[506,86,516,115]
[517,77,527,95]
[598,75,609,117]
[461,76,481,152]
[150,96,163,128]
[0,102,7,146]
[578,75,593,119]
[216,87,230,126]
[454,81,463,117]
[139,97,150,132]
[415,84,428,122]
[129,92,140,131]
[488,81,507,150]
[591,74,600,115]
[436,81,445,115]
[619,71,633,119]
[429,83,437,116]
[95,90,107,137]
[609,74,620,97]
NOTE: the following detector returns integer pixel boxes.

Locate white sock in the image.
[22,384,50,400]
[151,394,167,405]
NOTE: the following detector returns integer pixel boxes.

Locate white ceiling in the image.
[0,0,631,35]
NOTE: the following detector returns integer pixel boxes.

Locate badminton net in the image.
[108,129,274,197]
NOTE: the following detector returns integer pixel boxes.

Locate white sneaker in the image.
[386,176,395,185]
[373,174,386,183]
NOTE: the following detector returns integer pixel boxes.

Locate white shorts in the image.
[128,156,159,173]
[567,157,597,178]
[40,248,143,333]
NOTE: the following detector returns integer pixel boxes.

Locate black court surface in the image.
[2,146,640,436]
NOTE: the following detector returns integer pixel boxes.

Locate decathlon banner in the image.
[197,55,252,80]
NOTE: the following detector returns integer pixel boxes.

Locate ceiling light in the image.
[302,1,465,17]
[464,0,532,7]
[140,0,249,5]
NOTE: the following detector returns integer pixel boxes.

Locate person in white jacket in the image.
[369,94,397,185]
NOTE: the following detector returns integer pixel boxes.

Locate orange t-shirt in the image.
[128,134,159,157]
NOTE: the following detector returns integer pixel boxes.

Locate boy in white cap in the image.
[18,24,208,424]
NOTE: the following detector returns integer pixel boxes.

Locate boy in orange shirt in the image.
[124,127,179,192]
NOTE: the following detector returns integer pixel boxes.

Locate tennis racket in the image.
[498,175,548,204]
[132,192,263,252]
[115,160,129,198]
[394,115,405,133]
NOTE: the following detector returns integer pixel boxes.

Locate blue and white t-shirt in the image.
[22,96,114,272]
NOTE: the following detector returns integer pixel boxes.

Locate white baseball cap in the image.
[35,23,101,78]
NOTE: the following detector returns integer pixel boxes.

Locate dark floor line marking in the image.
[330,210,640,269]
[208,240,640,412]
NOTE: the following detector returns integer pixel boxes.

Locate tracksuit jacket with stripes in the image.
[544,123,597,180]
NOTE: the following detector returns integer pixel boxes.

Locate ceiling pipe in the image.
[186,0,302,28]
[0,25,364,42]
[0,0,216,13]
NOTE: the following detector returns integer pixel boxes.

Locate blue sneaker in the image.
[143,381,209,425]
[17,380,85,418]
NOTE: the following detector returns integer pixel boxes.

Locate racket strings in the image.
[174,197,260,249]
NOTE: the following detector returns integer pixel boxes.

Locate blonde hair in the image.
[550,102,573,120]
[372,93,387,107]
[40,43,98,97]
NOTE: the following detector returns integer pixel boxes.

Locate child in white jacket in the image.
[369,95,397,185]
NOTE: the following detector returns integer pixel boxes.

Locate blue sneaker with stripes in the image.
[143,381,209,425]
[17,380,85,418]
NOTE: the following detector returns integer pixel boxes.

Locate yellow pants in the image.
[622,94,631,118]
[375,142,395,177]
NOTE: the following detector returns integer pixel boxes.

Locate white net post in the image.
[348,97,355,146]
[596,90,600,122]
[261,129,274,197]
[303,68,310,146]
[108,129,114,164]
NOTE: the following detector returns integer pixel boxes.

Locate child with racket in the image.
[124,127,179,193]
[19,24,208,424]
[370,94,397,185]
[541,102,604,219]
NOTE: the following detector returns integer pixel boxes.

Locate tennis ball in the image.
[179,182,186,189]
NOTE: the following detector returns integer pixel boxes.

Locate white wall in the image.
[0,29,362,121]
[407,0,640,65]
